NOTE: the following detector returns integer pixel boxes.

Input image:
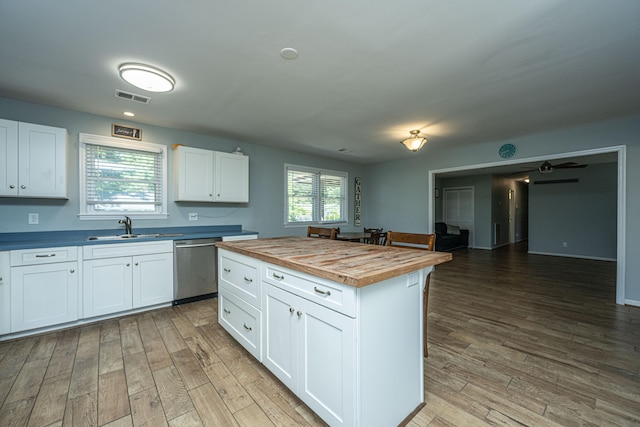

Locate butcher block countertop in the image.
[217,236,452,288]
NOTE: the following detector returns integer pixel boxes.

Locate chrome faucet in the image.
[118,216,133,235]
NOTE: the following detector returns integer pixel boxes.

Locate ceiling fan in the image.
[521,161,588,174]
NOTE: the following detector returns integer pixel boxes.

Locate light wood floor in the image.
[1,244,638,426]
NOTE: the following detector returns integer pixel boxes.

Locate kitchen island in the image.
[216,237,452,427]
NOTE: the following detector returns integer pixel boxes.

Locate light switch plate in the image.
[189,212,198,221]
[28,213,39,224]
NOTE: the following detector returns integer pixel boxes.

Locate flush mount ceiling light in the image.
[400,130,428,152]
[118,63,175,93]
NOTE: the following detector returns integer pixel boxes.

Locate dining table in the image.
[335,232,371,242]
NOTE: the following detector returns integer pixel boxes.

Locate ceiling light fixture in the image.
[400,130,427,152]
[123,111,135,117]
[118,63,175,93]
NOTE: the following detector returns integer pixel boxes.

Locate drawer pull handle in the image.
[289,307,294,313]
[272,273,284,280]
[224,268,231,273]
[9,185,15,189]
[70,269,75,273]
[244,276,253,283]
[35,254,56,258]
[243,323,252,331]
[21,185,27,189]
[297,311,302,317]
[314,287,331,296]
[223,308,230,314]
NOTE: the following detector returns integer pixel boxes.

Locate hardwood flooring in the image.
[1,243,638,426]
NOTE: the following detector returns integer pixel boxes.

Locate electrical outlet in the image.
[188,212,198,221]
[28,213,39,224]
[562,241,568,248]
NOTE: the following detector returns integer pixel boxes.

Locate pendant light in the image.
[400,130,427,152]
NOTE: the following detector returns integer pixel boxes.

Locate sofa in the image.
[434,222,469,251]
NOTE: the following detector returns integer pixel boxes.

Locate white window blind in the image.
[285,164,347,225]
[79,133,167,218]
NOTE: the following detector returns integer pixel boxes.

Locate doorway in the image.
[428,146,626,305]
[443,187,475,247]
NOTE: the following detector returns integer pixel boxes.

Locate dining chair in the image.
[364,227,384,245]
[307,226,338,240]
[386,231,436,357]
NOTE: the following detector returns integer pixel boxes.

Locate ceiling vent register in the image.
[115,89,151,104]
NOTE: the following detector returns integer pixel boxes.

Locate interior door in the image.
[443,187,475,247]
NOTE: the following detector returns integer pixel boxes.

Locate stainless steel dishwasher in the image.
[173,238,221,305]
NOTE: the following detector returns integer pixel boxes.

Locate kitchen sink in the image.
[86,233,183,241]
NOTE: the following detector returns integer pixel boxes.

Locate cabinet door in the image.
[262,283,297,390]
[214,151,248,202]
[84,257,133,318]
[0,119,19,197]
[297,296,355,427]
[10,261,78,332]
[0,252,10,334]
[175,146,214,201]
[17,122,67,198]
[132,252,173,308]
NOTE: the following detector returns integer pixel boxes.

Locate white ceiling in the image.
[1,1,639,164]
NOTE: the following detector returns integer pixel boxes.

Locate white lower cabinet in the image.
[218,247,426,427]
[0,252,12,335]
[263,283,355,426]
[11,261,78,332]
[132,252,174,308]
[83,241,173,319]
[83,256,133,317]
[8,246,79,333]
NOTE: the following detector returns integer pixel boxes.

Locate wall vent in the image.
[115,89,151,104]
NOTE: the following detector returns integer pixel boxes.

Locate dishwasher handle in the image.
[175,242,218,249]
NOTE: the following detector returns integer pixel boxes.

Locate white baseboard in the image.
[624,299,640,308]
[527,251,616,262]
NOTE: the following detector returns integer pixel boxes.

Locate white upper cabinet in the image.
[0,119,68,198]
[174,145,249,203]
[175,145,214,201]
[214,151,249,203]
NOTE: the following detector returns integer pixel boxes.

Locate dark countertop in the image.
[0,225,258,251]
[217,236,452,288]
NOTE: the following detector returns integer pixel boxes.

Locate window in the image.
[79,133,167,219]
[285,164,347,225]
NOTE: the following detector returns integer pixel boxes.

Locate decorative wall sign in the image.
[354,177,362,226]
[112,124,142,140]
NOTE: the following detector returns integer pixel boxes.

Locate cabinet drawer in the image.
[219,249,260,309]
[263,263,356,317]
[83,240,173,259]
[219,289,261,361]
[11,246,78,266]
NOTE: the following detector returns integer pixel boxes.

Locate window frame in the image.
[284,163,348,227]
[78,133,168,220]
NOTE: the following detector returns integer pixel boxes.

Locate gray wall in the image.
[0,98,366,237]
[366,115,640,303]
[528,163,617,260]
[2,97,639,303]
